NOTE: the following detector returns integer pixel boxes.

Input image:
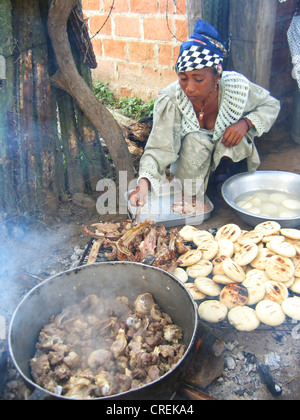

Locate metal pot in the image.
[9,262,198,400]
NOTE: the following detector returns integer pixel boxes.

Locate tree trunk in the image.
[47,0,135,185]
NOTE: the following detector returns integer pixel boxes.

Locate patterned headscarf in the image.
[176,20,227,75]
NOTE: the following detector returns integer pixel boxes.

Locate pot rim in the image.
[9,261,199,400]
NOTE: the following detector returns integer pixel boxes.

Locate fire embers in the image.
[29,293,185,399]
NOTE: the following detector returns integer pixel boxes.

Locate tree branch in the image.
[47,0,135,184]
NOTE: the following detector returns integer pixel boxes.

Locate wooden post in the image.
[186,0,205,37]
[229,0,277,89]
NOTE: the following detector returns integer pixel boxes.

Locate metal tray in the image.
[127,192,214,228]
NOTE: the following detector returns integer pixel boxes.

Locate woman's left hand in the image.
[221,119,250,148]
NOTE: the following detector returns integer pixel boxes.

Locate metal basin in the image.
[221,171,300,228]
[9,262,198,400]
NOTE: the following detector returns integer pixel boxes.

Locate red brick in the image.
[103,39,127,59]
[114,16,140,38]
[95,60,116,81]
[158,44,173,66]
[89,15,112,36]
[103,0,129,13]
[130,0,159,14]
[129,41,155,63]
[144,17,173,41]
[92,39,103,57]
[160,0,175,14]
[82,0,100,11]
[175,19,188,42]
[175,0,187,15]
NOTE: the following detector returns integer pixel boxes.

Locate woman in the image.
[129,20,280,207]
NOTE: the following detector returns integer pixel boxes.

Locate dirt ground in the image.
[0,123,300,401]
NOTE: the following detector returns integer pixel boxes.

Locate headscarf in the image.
[176,20,227,75]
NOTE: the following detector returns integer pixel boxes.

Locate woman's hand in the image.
[221,118,253,148]
[129,178,150,207]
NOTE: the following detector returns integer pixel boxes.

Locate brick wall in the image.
[270,0,298,119]
[82,0,188,101]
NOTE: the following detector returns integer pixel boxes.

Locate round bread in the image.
[267,239,296,258]
[234,243,259,266]
[255,300,286,326]
[280,228,300,240]
[265,255,295,283]
[217,239,234,258]
[215,224,241,242]
[228,306,260,331]
[254,221,281,236]
[222,258,246,282]
[194,277,221,297]
[282,297,300,320]
[213,274,236,285]
[292,256,300,277]
[198,300,228,323]
[242,277,266,305]
[178,249,202,267]
[179,225,198,242]
[184,282,206,301]
[173,267,189,283]
[212,255,227,275]
[264,281,289,304]
[289,277,300,294]
[286,238,300,255]
[245,268,271,283]
[238,230,263,245]
[219,283,249,309]
[250,248,275,270]
[186,260,213,278]
[193,230,214,246]
[197,239,219,260]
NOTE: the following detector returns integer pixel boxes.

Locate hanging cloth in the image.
[288,15,300,91]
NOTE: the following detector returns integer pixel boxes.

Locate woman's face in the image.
[178,68,219,105]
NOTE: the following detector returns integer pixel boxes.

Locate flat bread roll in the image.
[289,277,300,294]
[197,239,219,260]
[280,228,300,240]
[217,239,234,258]
[212,255,227,275]
[173,267,188,283]
[234,243,258,266]
[193,230,214,246]
[264,281,289,304]
[242,277,266,305]
[228,306,260,331]
[186,260,213,278]
[178,249,202,267]
[282,297,300,320]
[213,274,237,285]
[198,300,228,323]
[194,277,221,297]
[184,282,206,301]
[179,225,198,242]
[254,221,281,236]
[256,300,286,326]
[219,283,249,309]
[265,255,295,283]
[250,248,276,270]
[292,256,300,277]
[215,224,241,242]
[222,258,246,282]
[267,239,296,258]
[245,268,271,283]
[238,230,263,245]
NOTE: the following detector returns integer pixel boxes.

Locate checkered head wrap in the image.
[176,20,227,75]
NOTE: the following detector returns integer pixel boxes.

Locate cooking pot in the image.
[9,262,198,400]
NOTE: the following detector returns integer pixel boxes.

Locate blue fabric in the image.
[176,20,227,73]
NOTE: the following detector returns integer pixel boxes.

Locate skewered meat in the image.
[30,293,186,399]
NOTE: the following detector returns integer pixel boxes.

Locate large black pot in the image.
[9,262,198,400]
